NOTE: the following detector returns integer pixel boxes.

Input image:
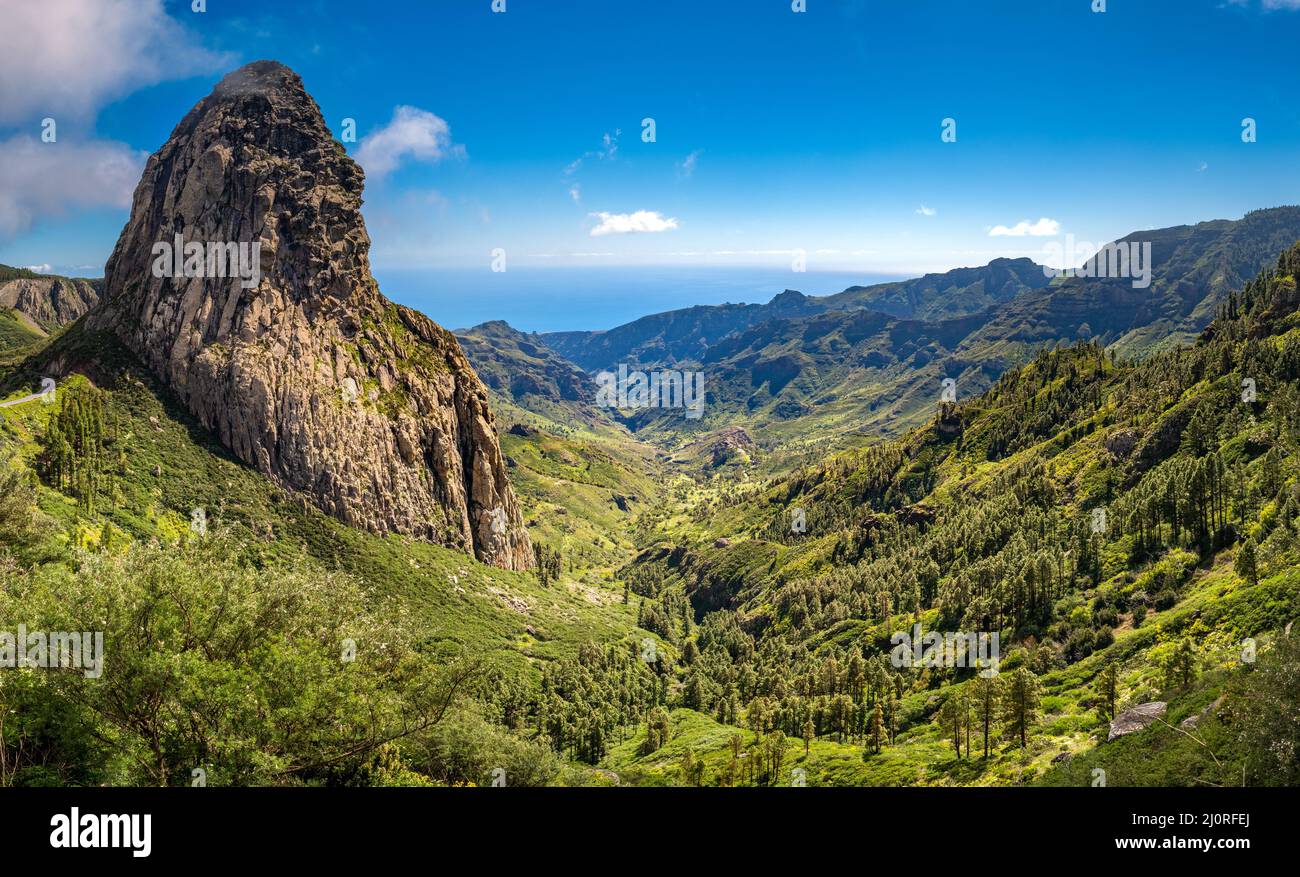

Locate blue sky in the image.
[2,0,1300,305]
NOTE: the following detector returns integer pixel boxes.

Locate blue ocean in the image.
[371,266,903,334]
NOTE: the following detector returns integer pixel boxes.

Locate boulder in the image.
[1104,428,1140,458]
[1108,701,1167,741]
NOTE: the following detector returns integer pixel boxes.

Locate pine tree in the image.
[1096,662,1119,722]
[37,382,109,513]
[1165,639,1197,690]
[971,673,998,758]
[939,692,963,758]
[1234,537,1259,587]
[678,748,705,786]
[1000,666,1041,749]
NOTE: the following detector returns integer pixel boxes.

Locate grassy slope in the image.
[596,257,1300,785]
[5,248,1297,786]
[600,522,1293,786]
[0,309,46,361]
[0,327,652,696]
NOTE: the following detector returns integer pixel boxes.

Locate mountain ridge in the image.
[512,208,1300,450]
[0,266,100,333]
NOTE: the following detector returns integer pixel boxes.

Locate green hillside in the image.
[527,208,1300,471]
[0,324,657,786]
[603,243,1300,786]
[0,309,45,361]
[2,243,1299,787]
[455,320,613,434]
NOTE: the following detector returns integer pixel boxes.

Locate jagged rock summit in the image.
[92,60,532,570]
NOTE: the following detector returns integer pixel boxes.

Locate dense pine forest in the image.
[1,244,1299,786]
[500,244,1300,785]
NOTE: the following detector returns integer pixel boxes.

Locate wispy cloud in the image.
[988,217,1060,237]
[1228,0,1300,9]
[916,205,937,217]
[355,106,464,180]
[0,135,145,239]
[589,210,679,236]
[0,0,231,125]
[677,150,702,178]
[565,130,620,176]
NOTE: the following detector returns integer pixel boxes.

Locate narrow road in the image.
[0,377,56,408]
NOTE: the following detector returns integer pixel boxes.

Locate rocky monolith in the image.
[92,61,532,570]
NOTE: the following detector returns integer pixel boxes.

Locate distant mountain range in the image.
[456,320,593,406]
[541,288,828,373]
[968,208,1300,362]
[539,256,1053,372]
[471,207,1300,449]
[454,319,613,433]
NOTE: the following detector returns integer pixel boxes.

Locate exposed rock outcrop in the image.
[690,426,753,469]
[91,60,532,569]
[0,276,100,330]
[1108,701,1167,741]
[1104,428,1140,459]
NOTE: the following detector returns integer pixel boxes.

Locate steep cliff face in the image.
[0,275,100,330]
[92,60,532,570]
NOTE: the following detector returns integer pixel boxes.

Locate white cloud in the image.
[355,106,464,180]
[677,150,702,178]
[1263,1,1300,9]
[1226,0,1300,10]
[916,205,937,217]
[712,249,800,256]
[0,135,145,239]
[24,264,52,273]
[565,130,620,176]
[988,217,1061,237]
[0,0,231,125]
[588,210,679,236]
[569,184,582,203]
